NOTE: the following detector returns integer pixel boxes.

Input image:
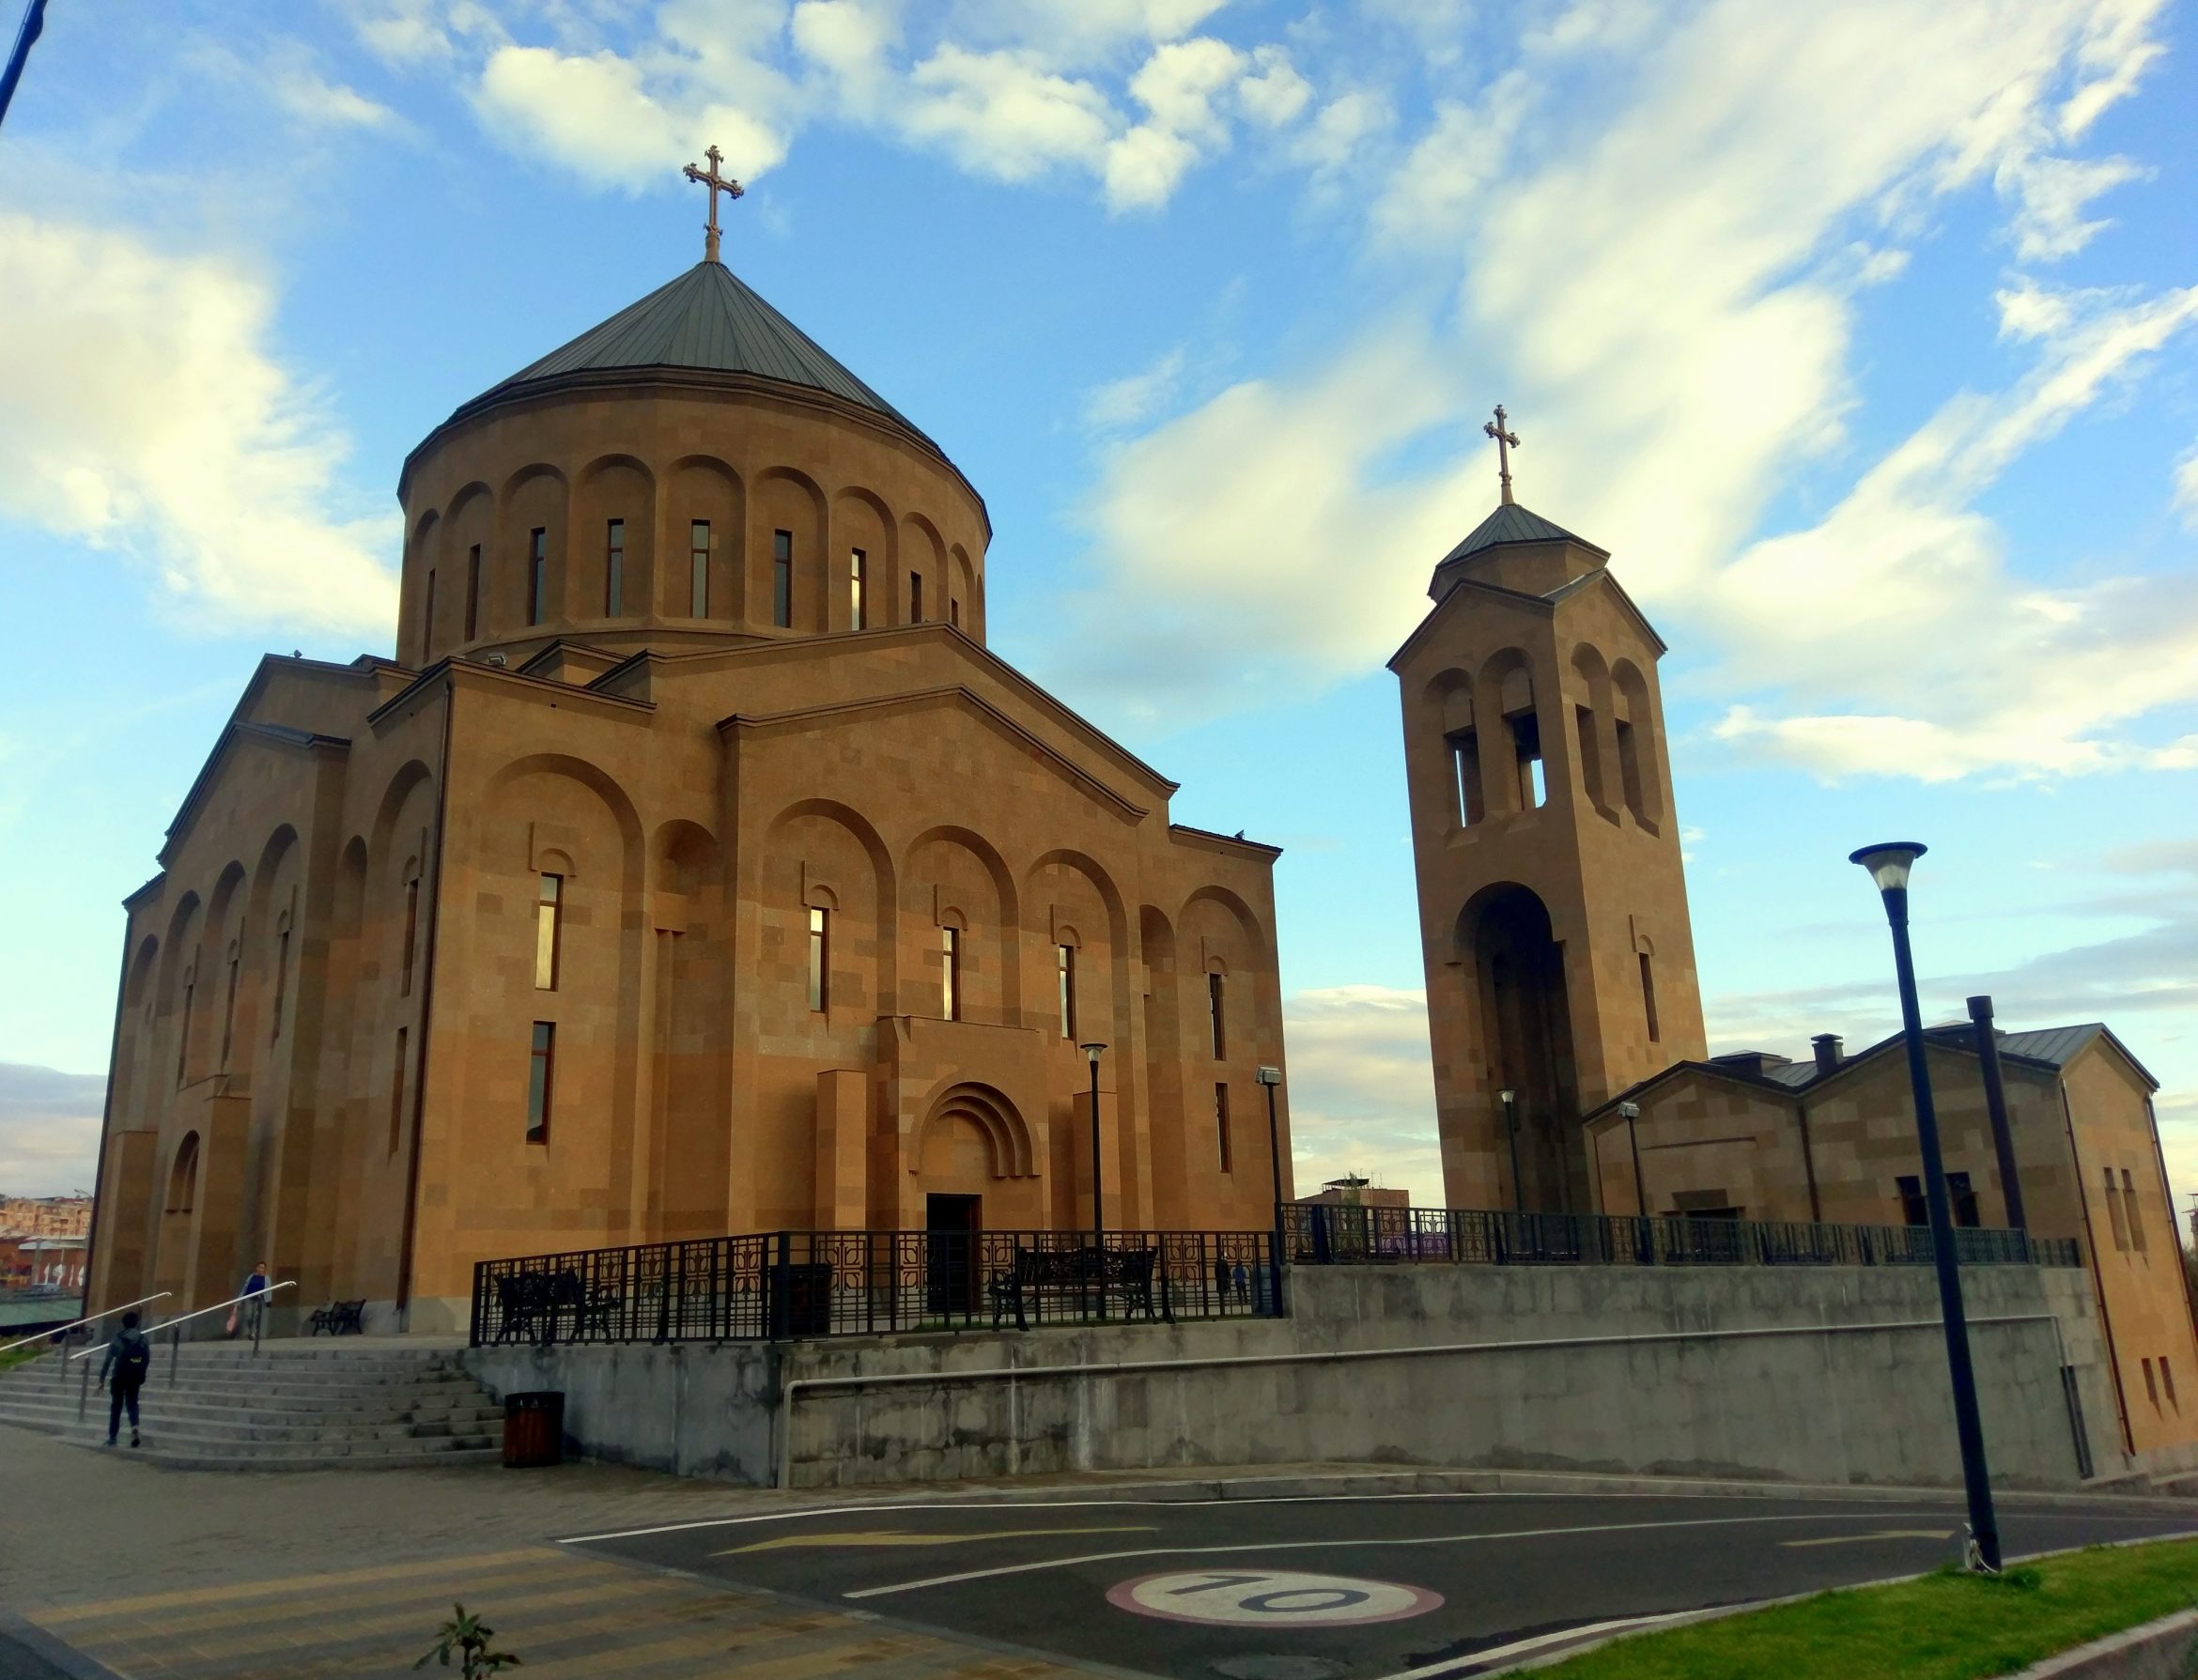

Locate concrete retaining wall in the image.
[464,1261,2118,1490]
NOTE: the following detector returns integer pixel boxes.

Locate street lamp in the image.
[1080,1042,1107,1244]
[1257,1065,1285,1313]
[1618,1102,1645,1216]
[1850,840,2001,1573]
[1498,1088,1523,1211]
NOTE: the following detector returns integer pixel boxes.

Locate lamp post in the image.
[1499,1088,1523,1211]
[1080,1042,1107,1243]
[1619,1101,1646,1216]
[1850,840,2001,1573]
[1257,1065,1286,1314]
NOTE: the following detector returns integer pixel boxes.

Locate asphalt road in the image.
[566,1491,2198,1679]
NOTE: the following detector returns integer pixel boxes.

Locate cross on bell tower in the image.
[682,145,744,265]
[1484,405,1520,506]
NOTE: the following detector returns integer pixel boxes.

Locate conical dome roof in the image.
[453,260,934,448]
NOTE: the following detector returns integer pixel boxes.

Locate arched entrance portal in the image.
[1466,886,1583,1211]
[910,1083,1042,1312]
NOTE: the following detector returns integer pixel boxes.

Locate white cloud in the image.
[1707,283,2198,780]
[1282,986,1444,1206]
[1290,88,1393,177]
[0,213,397,638]
[1085,345,1188,430]
[1237,45,1312,128]
[901,46,1116,182]
[269,64,401,132]
[0,1065,102,1200]
[1996,150,2147,260]
[1371,71,1534,248]
[2175,442,2198,528]
[473,44,790,190]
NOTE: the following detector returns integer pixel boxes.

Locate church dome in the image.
[449,260,936,454]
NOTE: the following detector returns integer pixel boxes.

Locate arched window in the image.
[165,1132,201,1215]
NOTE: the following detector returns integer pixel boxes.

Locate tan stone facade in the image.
[1580,1028,2198,1467]
[1390,509,1706,1212]
[85,261,1290,1333]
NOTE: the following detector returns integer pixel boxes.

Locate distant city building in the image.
[1303,1176,1409,1210]
[0,1194,92,1240]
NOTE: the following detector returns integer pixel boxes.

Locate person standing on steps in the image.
[99,1310,151,1448]
[230,1260,270,1340]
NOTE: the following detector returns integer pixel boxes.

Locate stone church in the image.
[85,179,1289,1333]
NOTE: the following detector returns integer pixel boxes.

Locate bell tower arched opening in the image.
[1465,885,1582,1212]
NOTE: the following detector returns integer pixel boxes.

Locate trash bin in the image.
[502,1391,565,1469]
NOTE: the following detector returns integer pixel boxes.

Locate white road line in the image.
[841,1509,1968,1600]
[555,1487,1974,1547]
[1370,1608,1702,1680]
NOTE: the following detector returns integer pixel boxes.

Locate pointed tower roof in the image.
[460,259,926,439]
[1436,501,1607,568]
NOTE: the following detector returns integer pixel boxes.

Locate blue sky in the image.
[1,0,2193,1215]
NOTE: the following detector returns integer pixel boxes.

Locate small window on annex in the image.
[2105,1167,2131,1250]
[808,906,829,1012]
[1896,1174,1927,1227]
[605,519,625,616]
[534,874,563,991]
[772,530,793,627]
[1945,1170,1981,1229]
[689,520,711,617]
[526,1023,555,1144]
[2123,1168,2146,1251]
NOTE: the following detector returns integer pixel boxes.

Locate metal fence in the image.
[1280,1204,2082,1271]
[471,1227,1279,1348]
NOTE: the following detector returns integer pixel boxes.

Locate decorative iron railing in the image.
[470,1227,1279,1348]
[1280,1204,2082,1270]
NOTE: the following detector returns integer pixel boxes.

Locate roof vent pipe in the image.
[1810,1034,1843,1074]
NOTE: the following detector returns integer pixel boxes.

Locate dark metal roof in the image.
[475,260,926,441]
[1437,501,1609,567]
[1992,1025,2105,1067]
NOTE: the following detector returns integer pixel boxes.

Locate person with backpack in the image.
[98,1309,152,1448]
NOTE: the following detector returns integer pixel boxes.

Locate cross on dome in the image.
[682,145,744,265]
[1484,404,1521,506]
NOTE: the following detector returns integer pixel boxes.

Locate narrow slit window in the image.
[1447,729,1483,826]
[465,544,481,640]
[535,873,563,991]
[2165,1360,2180,1409]
[2124,1168,2146,1251]
[527,1022,554,1144]
[1946,1170,1981,1228]
[271,927,290,1042]
[1208,972,1226,1060]
[1215,1083,1232,1173]
[605,519,625,616]
[808,907,829,1013]
[389,1025,408,1155]
[1639,952,1659,1042]
[2144,1358,2159,1407]
[941,926,962,1021]
[1615,717,1647,822]
[950,596,961,627]
[850,548,867,629]
[177,976,194,1086]
[527,528,548,624]
[423,568,437,654]
[1058,944,1076,1039]
[220,948,240,1071]
[772,530,793,627]
[1896,1174,1926,1226]
[2105,1167,2130,1251]
[1576,705,1604,808]
[910,573,923,623]
[400,877,420,996]
[689,520,710,617]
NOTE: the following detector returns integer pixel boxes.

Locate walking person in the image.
[99,1310,152,1448]
[230,1259,270,1341]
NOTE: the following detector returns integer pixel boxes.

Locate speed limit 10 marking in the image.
[1107,1569,1444,1627]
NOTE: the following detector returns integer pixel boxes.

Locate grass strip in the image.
[1538,1538,2198,1680]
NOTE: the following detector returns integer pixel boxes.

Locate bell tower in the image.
[1389,412,1706,1212]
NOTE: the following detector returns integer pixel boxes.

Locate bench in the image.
[989,1245,1162,1331]
[493,1270,624,1345]
[309,1299,366,1336]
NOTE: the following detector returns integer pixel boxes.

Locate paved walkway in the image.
[0,1426,1110,1678]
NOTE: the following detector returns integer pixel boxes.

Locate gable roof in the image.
[464,261,927,443]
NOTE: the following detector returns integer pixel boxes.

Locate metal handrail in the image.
[70,1280,297,1359]
[0,1289,169,1356]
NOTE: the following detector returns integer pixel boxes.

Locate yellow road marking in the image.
[717,1526,1156,1556]
[1780,1530,1953,1548]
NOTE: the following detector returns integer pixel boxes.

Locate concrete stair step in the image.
[0,1374,488,1403]
[0,1401,499,1444]
[71,1439,503,1472]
